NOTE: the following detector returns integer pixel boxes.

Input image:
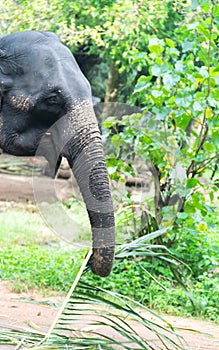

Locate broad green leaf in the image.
[199,66,209,78]
[213,4,219,16]
[197,22,211,39]
[163,72,180,90]
[175,95,193,107]
[134,81,147,93]
[214,76,219,85]
[186,178,199,189]
[151,64,162,76]
[151,89,163,98]
[212,131,219,145]
[132,52,147,64]
[175,61,184,73]
[103,117,117,128]
[111,134,126,148]
[165,38,175,48]
[176,113,191,130]
[191,0,199,10]
[148,37,164,55]
[200,0,210,13]
[168,47,180,56]
[134,75,152,93]
[177,212,189,219]
[182,39,195,52]
[193,101,204,112]
[204,142,214,152]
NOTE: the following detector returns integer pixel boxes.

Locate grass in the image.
[0,200,218,323]
[0,200,92,245]
[0,201,88,292]
[0,206,56,245]
[0,244,85,291]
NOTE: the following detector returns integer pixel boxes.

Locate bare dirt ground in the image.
[0,280,219,350]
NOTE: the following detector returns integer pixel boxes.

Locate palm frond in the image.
[0,326,44,348]
[0,231,190,349]
[115,228,189,269]
[41,281,188,350]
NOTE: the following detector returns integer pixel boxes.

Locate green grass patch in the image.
[0,207,56,245]
[0,244,84,291]
[0,202,89,292]
[0,200,92,245]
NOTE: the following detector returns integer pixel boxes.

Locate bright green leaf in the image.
[186,178,199,189]
[151,64,162,77]
[148,37,164,55]
[175,61,184,73]
[204,142,214,152]
[165,38,175,48]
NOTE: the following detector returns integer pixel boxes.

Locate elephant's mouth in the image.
[2,128,50,157]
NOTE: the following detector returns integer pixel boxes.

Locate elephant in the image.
[0,31,115,277]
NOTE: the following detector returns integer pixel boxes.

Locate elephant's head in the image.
[0,31,115,277]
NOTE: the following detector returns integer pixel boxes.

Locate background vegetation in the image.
[0,0,219,328]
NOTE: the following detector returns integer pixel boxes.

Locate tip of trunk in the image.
[91,247,115,277]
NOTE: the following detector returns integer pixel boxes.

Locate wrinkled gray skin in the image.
[0,31,115,277]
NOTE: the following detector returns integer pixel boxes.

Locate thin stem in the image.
[210,158,219,180]
[187,2,214,177]
[192,154,218,176]
[39,249,93,345]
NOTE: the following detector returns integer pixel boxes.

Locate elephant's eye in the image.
[45,94,58,105]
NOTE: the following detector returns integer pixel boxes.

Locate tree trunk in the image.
[104,61,120,103]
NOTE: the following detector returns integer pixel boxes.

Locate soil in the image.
[0,154,80,203]
[0,155,219,349]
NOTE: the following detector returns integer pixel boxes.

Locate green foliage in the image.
[102,0,219,245]
[0,245,84,290]
[83,259,219,322]
[173,210,219,276]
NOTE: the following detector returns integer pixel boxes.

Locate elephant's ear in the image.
[0,55,13,93]
[0,47,23,76]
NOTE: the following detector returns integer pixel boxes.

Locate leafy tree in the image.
[1,0,188,101]
[104,0,219,266]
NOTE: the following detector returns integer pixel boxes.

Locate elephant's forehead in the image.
[2,34,90,98]
[24,44,73,72]
[16,47,79,92]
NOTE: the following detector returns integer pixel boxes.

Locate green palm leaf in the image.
[0,232,189,349]
[43,281,187,350]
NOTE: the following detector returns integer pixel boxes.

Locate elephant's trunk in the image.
[38,99,115,276]
[63,99,115,277]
